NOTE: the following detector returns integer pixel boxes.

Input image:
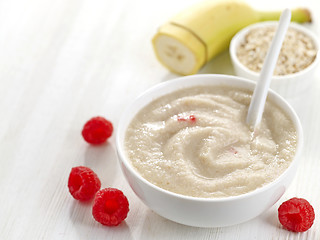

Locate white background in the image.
[0,0,319,239]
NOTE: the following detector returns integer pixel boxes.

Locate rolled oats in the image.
[236,26,317,75]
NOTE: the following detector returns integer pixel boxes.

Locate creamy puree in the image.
[124,86,297,198]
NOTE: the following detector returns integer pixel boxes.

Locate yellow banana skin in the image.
[152,0,312,75]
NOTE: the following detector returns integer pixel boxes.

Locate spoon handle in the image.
[246,8,291,128]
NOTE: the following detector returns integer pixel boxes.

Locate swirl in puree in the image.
[125,86,297,198]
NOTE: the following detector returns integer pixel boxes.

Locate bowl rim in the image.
[116,74,303,203]
[229,21,320,81]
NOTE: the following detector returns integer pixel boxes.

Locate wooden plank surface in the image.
[0,0,319,239]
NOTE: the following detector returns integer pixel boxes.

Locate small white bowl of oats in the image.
[230,21,319,98]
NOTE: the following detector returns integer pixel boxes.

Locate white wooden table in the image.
[1,0,319,239]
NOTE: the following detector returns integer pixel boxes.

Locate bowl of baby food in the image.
[116,74,303,228]
[229,21,319,98]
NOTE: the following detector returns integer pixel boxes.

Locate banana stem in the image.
[258,8,312,23]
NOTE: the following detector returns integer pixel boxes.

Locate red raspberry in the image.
[92,188,129,226]
[278,197,315,232]
[68,166,101,201]
[82,116,113,144]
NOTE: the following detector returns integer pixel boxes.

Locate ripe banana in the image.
[152,0,312,75]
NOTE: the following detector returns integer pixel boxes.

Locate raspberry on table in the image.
[278,197,315,232]
[82,116,113,144]
[68,166,101,201]
[92,188,129,226]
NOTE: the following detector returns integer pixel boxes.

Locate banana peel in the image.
[152,0,312,75]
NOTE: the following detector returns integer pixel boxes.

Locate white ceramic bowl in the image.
[230,22,320,98]
[116,74,303,228]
